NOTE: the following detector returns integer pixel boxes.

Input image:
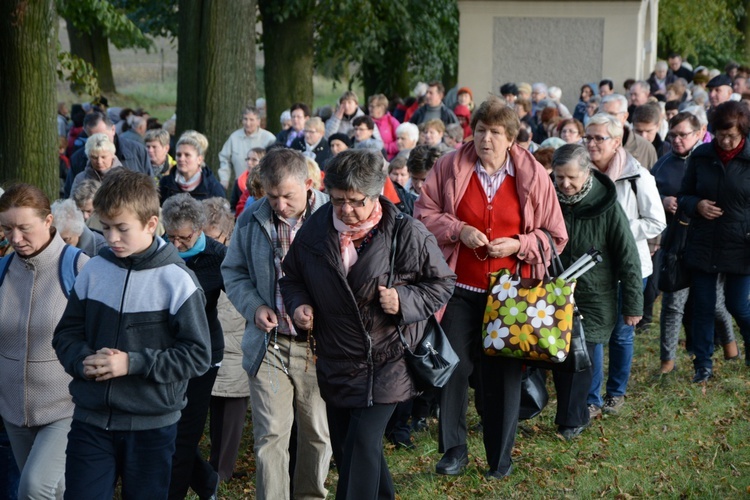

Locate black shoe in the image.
[435,450,469,475]
[692,367,713,383]
[392,438,416,450]
[557,422,589,441]
[485,463,513,479]
[411,417,428,432]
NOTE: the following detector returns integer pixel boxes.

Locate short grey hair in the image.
[72,179,101,208]
[548,86,562,100]
[323,149,386,198]
[396,122,419,143]
[202,197,235,241]
[85,133,116,157]
[655,60,668,72]
[682,104,708,126]
[280,110,291,127]
[632,81,651,93]
[51,199,85,236]
[586,113,624,139]
[552,143,594,171]
[445,123,464,143]
[601,94,629,114]
[532,82,548,94]
[259,148,308,188]
[161,193,207,232]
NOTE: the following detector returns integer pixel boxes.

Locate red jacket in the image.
[414,141,568,280]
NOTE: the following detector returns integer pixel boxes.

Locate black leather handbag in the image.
[658,209,691,292]
[388,214,459,391]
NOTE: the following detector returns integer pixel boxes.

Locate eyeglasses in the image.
[583,135,612,144]
[716,131,743,142]
[668,130,697,140]
[330,197,368,208]
[166,230,196,244]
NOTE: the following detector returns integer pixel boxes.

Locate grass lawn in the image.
[203,324,750,499]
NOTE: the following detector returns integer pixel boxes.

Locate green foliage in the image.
[58,0,153,50]
[315,0,458,96]
[658,0,746,67]
[111,0,178,40]
[259,0,315,24]
[56,46,102,97]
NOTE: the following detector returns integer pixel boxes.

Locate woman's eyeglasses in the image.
[583,135,612,144]
[166,230,196,243]
[330,197,367,208]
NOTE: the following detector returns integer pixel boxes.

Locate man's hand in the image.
[293,305,314,330]
[459,225,489,249]
[82,348,129,382]
[378,286,400,315]
[697,199,723,220]
[662,196,678,215]
[255,305,278,332]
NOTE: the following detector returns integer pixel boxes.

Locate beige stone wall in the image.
[458,0,658,110]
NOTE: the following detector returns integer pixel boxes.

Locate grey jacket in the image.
[221,191,329,377]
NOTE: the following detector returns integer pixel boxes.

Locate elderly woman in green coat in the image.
[550,144,643,439]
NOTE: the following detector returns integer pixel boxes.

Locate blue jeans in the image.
[64,420,177,500]
[588,343,605,407]
[587,279,647,405]
[690,271,750,370]
[605,279,648,398]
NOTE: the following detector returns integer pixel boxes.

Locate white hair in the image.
[690,90,709,108]
[708,69,721,79]
[601,94,629,113]
[548,86,562,101]
[532,82,548,94]
[682,105,708,126]
[586,113,624,139]
[51,199,85,237]
[255,97,266,109]
[413,82,428,98]
[655,60,668,72]
[280,110,291,127]
[85,133,116,156]
[396,122,419,143]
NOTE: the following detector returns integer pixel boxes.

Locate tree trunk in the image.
[66,19,116,95]
[203,0,257,175]
[177,0,257,183]
[0,0,59,198]
[259,0,314,134]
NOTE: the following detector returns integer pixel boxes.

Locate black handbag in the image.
[388,214,459,391]
[519,366,549,420]
[658,209,691,292]
[522,230,592,373]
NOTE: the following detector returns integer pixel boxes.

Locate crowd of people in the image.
[1,51,749,499]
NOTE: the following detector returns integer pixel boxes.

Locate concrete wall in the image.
[458,0,658,110]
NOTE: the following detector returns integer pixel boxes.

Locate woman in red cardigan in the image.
[414,96,568,479]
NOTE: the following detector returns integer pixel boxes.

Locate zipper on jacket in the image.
[105,264,132,430]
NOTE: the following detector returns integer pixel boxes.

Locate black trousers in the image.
[327,403,397,500]
[168,366,219,500]
[552,342,597,427]
[438,288,486,453]
[481,355,523,475]
[208,396,249,481]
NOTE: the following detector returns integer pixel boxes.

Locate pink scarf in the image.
[176,170,202,192]
[332,199,383,275]
[599,147,627,181]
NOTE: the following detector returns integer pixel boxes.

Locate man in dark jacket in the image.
[64,111,152,198]
[221,148,331,500]
[410,81,458,125]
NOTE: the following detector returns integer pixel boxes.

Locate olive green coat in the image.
[557,170,643,344]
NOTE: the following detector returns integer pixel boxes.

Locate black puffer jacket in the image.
[678,140,750,274]
[183,235,227,365]
[280,198,455,409]
[159,167,226,204]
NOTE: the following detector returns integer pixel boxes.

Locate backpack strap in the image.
[59,244,83,298]
[0,253,15,287]
[628,178,638,196]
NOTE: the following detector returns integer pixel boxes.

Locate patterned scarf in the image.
[176,170,202,192]
[556,171,594,205]
[332,198,383,275]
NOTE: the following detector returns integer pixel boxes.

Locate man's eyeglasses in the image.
[330,197,367,208]
[583,135,612,144]
[166,230,196,243]
[668,130,698,140]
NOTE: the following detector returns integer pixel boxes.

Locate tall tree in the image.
[59,0,153,94]
[0,0,59,197]
[316,0,458,99]
[259,0,314,134]
[176,0,257,182]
